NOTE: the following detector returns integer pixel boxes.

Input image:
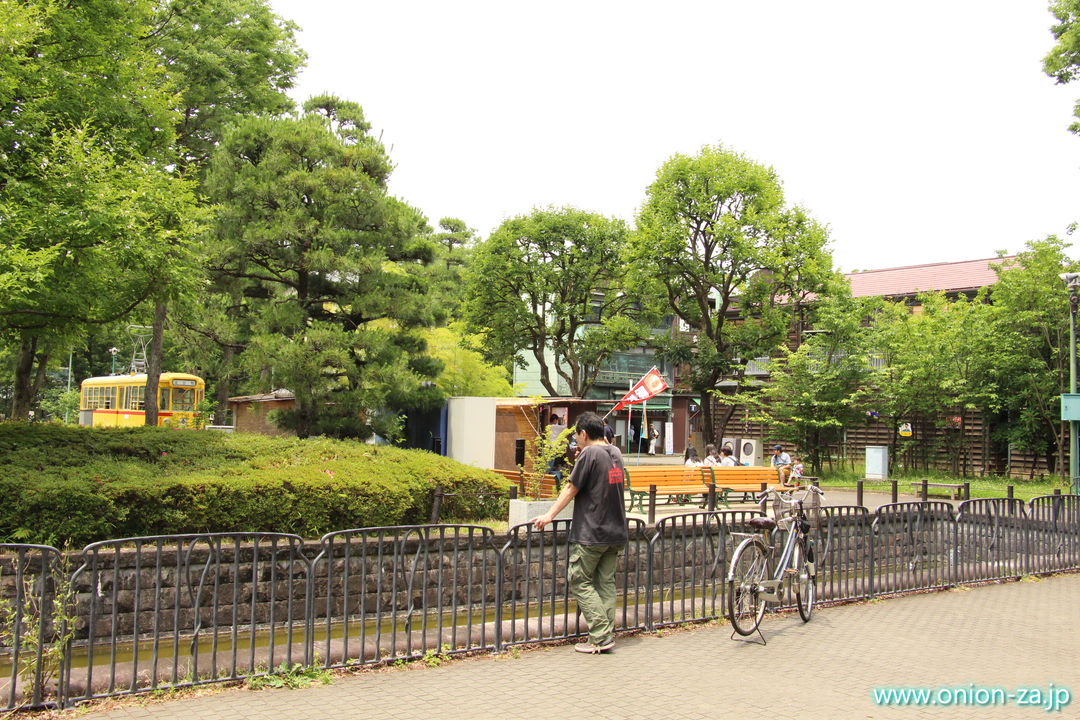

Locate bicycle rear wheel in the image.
[794,536,816,622]
[727,537,769,635]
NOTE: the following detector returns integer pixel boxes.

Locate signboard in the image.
[1062,394,1080,421]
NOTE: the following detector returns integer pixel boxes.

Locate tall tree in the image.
[423,217,477,324]
[153,0,306,173]
[0,1,203,418]
[736,287,873,474]
[629,145,835,443]
[140,0,306,423]
[986,238,1077,478]
[204,96,441,438]
[465,207,650,397]
[1045,0,1080,134]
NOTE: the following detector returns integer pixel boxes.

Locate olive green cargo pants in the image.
[568,543,622,647]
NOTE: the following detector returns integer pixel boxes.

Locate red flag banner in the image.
[613,368,669,413]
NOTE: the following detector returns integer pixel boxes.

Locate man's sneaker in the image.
[574,639,614,654]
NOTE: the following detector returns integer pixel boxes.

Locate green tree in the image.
[153,0,306,173]
[423,325,515,397]
[465,207,650,397]
[204,96,441,438]
[422,217,477,324]
[140,0,306,424]
[986,238,1077,479]
[1045,0,1080,134]
[736,288,872,474]
[630,145,835,443]
[0,0,191,417]
[862,292,1004,475]
[0,1,301,418]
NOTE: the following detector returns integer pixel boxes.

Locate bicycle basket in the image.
[804,490,823,531]
[771,492,795,522]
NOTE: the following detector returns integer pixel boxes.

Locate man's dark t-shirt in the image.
[567,443,628,545]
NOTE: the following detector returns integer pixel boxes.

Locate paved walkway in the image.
[79,573,1080,720]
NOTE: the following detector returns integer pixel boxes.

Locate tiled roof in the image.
[227,389,295,403]
[845,256,1014,298]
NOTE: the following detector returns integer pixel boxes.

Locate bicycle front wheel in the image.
[794,536,816,622]
[727,537,769,636]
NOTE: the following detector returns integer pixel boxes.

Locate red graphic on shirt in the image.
[608,468,624,485]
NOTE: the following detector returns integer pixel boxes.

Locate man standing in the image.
[771,444,792,482]
[533,411,627,654]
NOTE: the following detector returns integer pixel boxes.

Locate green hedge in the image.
[0,423,509,547]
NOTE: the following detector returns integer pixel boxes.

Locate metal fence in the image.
[3,495,1080,711]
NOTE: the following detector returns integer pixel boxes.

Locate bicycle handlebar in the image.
[755,484,825,504]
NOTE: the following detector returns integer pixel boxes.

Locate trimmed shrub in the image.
[0,423,509,547]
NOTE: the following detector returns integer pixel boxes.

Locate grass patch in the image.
[247,662,333,690]
[815,469,1065,501]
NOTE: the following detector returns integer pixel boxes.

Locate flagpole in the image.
[642,399,649,460]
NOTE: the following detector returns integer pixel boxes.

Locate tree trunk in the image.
[11,336,49,419]
[713,402,737,447]
[143,299,167,426]
[216,345,234,425]
[698,388,715,445]
[534,345,557,396]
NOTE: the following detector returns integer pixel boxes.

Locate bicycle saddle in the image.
[748,516,777,531]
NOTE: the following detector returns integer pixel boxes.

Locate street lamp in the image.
[108,346,119,375]
[1059,273,1080,494]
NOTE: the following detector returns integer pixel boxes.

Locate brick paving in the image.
[77,572,1080,719]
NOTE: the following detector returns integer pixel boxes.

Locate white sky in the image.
[268,0,1080,272]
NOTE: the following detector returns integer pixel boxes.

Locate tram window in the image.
[172,387,195,412]
[160,387,170,411]
[87,386,112,409]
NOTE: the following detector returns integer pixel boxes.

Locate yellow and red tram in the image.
[78,373,205,428]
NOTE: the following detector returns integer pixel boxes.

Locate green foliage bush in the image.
[0,423,509,547]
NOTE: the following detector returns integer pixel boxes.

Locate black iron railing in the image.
[2,494,1079,711]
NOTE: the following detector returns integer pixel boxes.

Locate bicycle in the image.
[726,485,824,642]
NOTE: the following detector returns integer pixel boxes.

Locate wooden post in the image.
[921,478,928,502]
[509,486,518,500]
[1007,485,1014,500]
[891,480,898,504]
[856,479,864,508]
[648,485,658,526]
[707,483,717,512]
[963,482,970,501]
[1054,488,1062,496]
[429,486,444,525]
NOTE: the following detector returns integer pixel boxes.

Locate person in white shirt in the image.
[719,447,738,466]
[701,443,720,466]
[683,446,702,466]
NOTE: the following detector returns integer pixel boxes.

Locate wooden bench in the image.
[910,481,966,500]
[492,468,560,499]
[623,466,713,512]
[709,466,790,505]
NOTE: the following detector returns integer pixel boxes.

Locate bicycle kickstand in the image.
[729,625,766,646]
